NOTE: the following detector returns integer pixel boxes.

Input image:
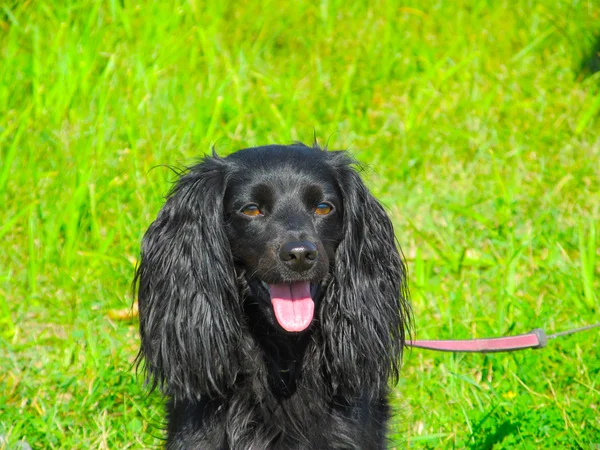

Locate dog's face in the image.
[223,146,344,333]
[137,143,409,398]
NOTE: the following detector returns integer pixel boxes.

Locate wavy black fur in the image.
[134,143,411,449]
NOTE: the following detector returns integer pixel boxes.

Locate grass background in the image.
[1,0,599,448]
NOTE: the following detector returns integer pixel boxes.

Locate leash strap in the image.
[408,328,549,352]
[408,323,600,353]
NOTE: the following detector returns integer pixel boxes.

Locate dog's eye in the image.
[241,204,262,217]
[315,203,333,216]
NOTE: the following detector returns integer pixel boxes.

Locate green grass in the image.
[1,0,599,448]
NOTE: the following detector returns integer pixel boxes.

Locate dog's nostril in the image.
[279,241,318,272]
[305,249,318,260]
[280,248,294,262]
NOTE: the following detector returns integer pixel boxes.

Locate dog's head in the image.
[135,143,410,399]
[223,145,344,333]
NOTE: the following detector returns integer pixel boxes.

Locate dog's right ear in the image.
[134,156,241,401]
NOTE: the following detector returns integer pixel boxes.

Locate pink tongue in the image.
[269,282,314,332]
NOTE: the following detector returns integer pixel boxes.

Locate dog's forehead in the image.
[225,145,337,193]
[226,145,329,169]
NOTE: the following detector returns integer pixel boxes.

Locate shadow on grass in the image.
[468,419,520,450]
[580,34,600,76]
[465,401,588,449]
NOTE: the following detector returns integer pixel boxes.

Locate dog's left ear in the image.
[322,152,411,396]
[134,156,242,401]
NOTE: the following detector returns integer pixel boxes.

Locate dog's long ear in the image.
[134,156,241,401]
[323,152,411,396]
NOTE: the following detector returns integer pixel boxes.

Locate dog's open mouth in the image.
[268,282,314,332]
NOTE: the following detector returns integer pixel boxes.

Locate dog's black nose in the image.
[279,241,318,272]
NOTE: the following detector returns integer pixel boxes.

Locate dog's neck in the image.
[243,295,313,398]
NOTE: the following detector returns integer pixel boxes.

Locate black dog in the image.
[135,143,411,449]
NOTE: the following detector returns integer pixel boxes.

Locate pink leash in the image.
[408,323,600,353]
